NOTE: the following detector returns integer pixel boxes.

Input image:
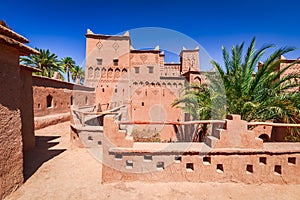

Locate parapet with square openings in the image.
[259,157,267,165]
[143,155,152,162]
[288,157,296,165]
[274,165,282,175]
[126,160,133,169]
[217,164,224,173]
[186,163,194,172]
[246,164,253,174]
[203,157,211,165]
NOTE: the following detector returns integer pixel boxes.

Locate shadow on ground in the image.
[23,136,66,181]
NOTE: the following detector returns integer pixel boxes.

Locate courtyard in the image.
[5,122,300,200]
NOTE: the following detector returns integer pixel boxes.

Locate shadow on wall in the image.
[23,136,66,181]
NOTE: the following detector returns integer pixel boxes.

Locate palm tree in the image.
[173,37,300,140]
[71,65,85,85]
[20,48,64,78]
[61,57,75,82]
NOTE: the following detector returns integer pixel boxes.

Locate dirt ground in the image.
[5,122,300,200]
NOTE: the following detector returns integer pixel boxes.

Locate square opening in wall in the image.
[97,141,102,145]
[246,164,253,174]
[203,157,211,165]
[115,154,123,160]
[186,163,194,172]
[174,156,182,163]
[126,160,133,169]
[88,135,93,141]
[157,162,164,170]
[274,165,282,175]
[144,155,152,162]
[259,157,267,165]
[217,164,224,173]
[288,157,296,165]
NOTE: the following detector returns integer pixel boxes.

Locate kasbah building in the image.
[85,29,205,140]
[2,22,300,199]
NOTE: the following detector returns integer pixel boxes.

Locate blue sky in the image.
[2,0,300,71]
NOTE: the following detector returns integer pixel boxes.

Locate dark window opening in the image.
[142,102,144,106]
[246,165,253,174]
[97,58,103,65]
[115,154,123,160]
[186,163,194,172]
[217,164,224,173]
[115,88,117,93]
[259,134,269,142]
[134,67,139,74]
[144,155,152,162]
[259,157,267,165]
[85,96,88,105]
[174,156,182,163]
[288,157,296,165]
[113,59,118,66]
[274,165,282,175]
[126,160,133,169]
[203,157,211,165]
[148,66,154,73]
[102,88,105,92]
[46,94,53,108]
[70,96,73,105]
[157,162,164,170]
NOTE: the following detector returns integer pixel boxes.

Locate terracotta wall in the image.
[0,44,23,199]
[101,114,300,184]
[103,151,300,184]
[20,67,35,150]
[32,75,95,117]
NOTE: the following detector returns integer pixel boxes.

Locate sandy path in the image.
[6,122,300,200]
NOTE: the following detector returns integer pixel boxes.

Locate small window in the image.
[148,66,154,73]
[126,160,133,169]
[259,157,267,165]
[288,157,296,165]
[217,164,224,173]
[102,88,105,92]
[174,156,182,163]
[46,94,53,108]
[134,67,140,74]
[96,58,102,65]
[85,96,88,105]
[246,164,253,174]
[115,154,123,160]
[203,157,211,165]
[113,59,118,66]
[157,162,164,170]
[70,96,73,105]
[88,135,93,140]
[142,102,144,106]
[274,165,282,175]
[37,103,41,109]
[115,88,117,93]
[144,155,152,162]
[186,163,194,172]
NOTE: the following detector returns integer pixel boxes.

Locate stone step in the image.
[205,135,219,148]
[212,129,223,139]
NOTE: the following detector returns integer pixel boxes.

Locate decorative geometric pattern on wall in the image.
[112,41,119,51]
[96,40,103,49]
[140,55,147,63]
